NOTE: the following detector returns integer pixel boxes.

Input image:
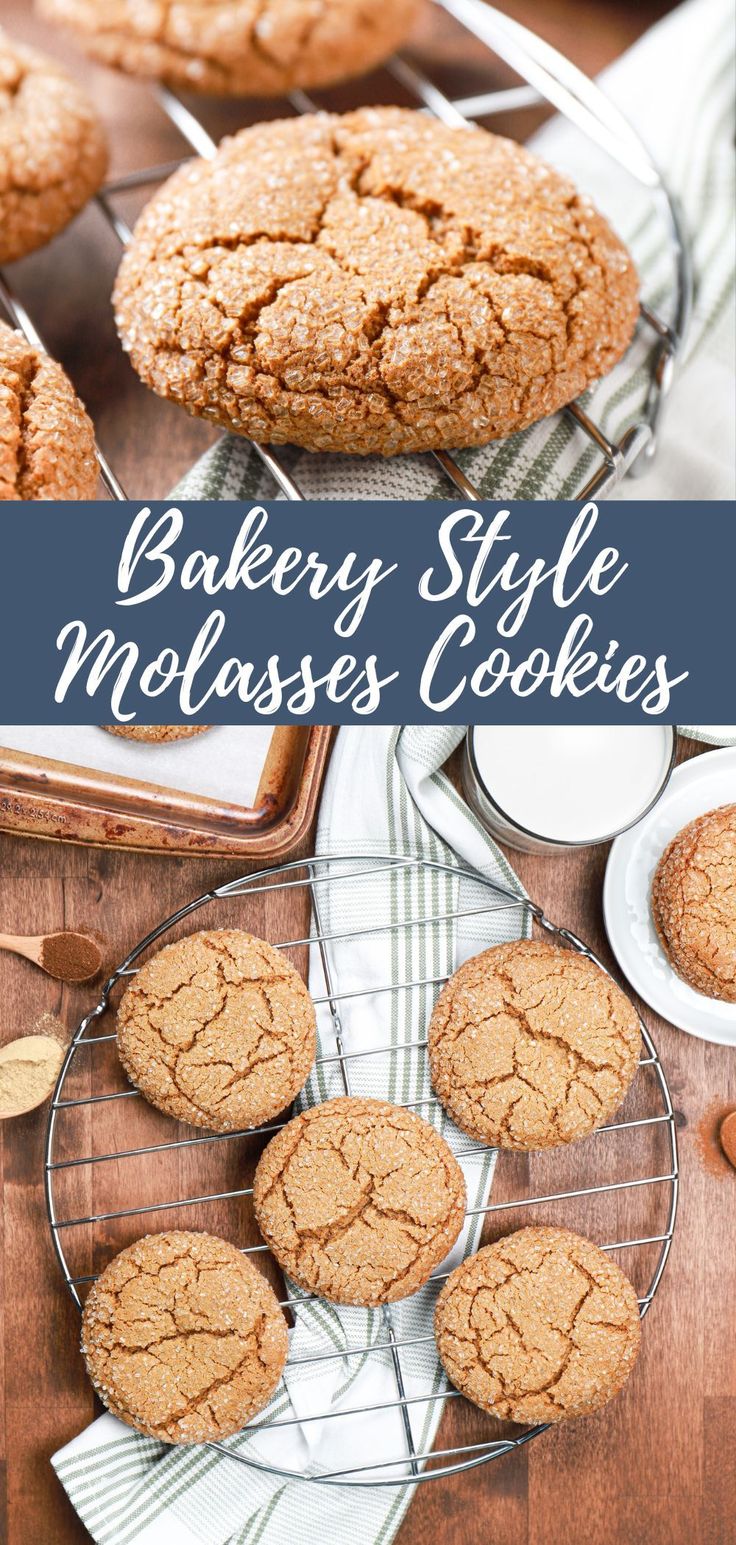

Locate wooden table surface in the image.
[0,731,734,1545]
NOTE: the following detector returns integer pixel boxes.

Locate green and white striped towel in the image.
[52,725,531,1545]
[173,0,735,505]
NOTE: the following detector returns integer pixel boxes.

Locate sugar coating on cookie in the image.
[103,725,211,742]
[0,320,98,500]
[39,0,420,96]
[652,804,736,1001]
[253,1097,467,1304]
[0,28,108,263]
[81,1231,288,1442]
[117,929,316,1131]
[435,1226,641,1423]
[428,939,641,1150]
[113,107,639,457]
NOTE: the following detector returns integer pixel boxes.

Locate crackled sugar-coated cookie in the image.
[0,28,107,264]
[117,929,316,1131]
[253,1097,466,1305]
[113,107,639,458]
[38,0,420,96]
[429,939,641,1150]
[103,725,211,742]
[435,1227,641,1424]
[652,804,736,1001]
[81,1231,288,1442]
[0,321,98,500]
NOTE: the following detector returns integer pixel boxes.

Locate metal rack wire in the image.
[45,853,678,1487]
[1,0,690,502]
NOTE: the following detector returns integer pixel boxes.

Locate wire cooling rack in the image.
[1,0,691,502]
[45,853,678,1487]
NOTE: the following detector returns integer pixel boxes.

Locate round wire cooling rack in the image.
[45,853,679,1487]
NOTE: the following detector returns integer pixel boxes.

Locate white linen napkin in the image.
[52,726,530,1544]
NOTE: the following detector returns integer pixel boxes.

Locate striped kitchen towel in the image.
[173,0,735,503]
[52,726,530,1545]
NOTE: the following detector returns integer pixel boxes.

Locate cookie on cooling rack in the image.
[37,0,420,96]
[0,320,98,499]
[102,725,212,742]
[435,1226,641,1423]
[253,1096,466,1305]
[116,929,316,1132]
[112,107,639,458]
[428,939,641,1150]
[0,28,107,264]
[81,1231,288,1442]
[652,804,736,1001]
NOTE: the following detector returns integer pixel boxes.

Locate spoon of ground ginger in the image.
[0,1014,67,1119]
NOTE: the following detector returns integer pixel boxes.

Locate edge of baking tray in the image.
[0,726,333,858]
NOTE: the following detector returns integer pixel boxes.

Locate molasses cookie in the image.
[435,1226,641,1423]
[0,321,98,499]
[117,929,316,1131]
[81,1231,288,1442]
[652,804,736,1001]
[253,1097,466,1305]
[0,29,107,263]
[113,107,639,457]
[428,939,641,1150]
[38,0,420,96]
[103,725,211,742]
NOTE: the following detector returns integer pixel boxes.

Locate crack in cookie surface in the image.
[117,929,316,1132]
[0,321,98,500]
[0,29,107,264]
[428,940,641,1150]
[112,107,639,456]
[81,1230,288,1442]
[434,1226,641,1423]
[253,1097,467,1305]
[38,0,419,96]
[652,804,736,1001]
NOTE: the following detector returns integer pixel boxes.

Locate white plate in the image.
[604,745,736,1045]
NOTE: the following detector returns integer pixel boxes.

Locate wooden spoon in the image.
[0,1014,68,1119]
[0,928,106,982]
[720,1110,736,1170]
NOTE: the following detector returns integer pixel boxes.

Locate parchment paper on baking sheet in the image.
[0,727,274,808]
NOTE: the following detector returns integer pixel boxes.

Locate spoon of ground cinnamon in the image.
[0,928,107,982]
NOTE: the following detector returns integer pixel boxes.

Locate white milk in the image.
[471,725,673,844]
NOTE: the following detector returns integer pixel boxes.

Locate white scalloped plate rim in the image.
[603,745,736,1045]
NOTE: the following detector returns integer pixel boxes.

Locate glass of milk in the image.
[462,725,676,853]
